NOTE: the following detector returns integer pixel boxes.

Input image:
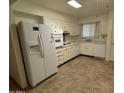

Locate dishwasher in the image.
[95,44,105,58]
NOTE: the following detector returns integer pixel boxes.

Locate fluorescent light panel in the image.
[67,0,82,8]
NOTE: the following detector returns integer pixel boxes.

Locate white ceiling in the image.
[28,0,114,18]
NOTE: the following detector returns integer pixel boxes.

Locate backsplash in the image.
[64,35,81,43]
[64,35,106,44]
[81,37,107,43]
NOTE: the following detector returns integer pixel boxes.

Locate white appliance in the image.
[95,44,105,58]
[18,22,58,87]
[53,28,63,47]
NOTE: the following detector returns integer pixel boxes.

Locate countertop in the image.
[81,42,106,44]
[56,41,106,50]
[56,42,80,50]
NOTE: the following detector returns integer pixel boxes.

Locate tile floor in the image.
[25,56,114,93]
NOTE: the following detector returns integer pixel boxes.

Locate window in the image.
[82,23,96,38]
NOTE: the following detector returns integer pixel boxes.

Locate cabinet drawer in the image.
[81,49,94,56]
[80,44,95,56]
[56,56,63,62]
[57,60,64,66]
[56,52,63,57]
[56,49,64,53]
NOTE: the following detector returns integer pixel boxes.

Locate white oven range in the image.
[54,29,63,47]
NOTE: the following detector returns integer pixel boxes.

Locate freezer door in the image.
[18,22,46,87]
[39,24,58,78]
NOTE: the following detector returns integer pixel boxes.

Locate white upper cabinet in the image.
[61,22,70,32]
[43,17,58,29]
[90,24,95,37]
[70,24,81,36]
[100,20,108,35]
[43,17,81,35]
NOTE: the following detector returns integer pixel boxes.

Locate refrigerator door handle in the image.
[38,34,44,57]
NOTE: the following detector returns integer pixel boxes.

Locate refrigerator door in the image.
[39,24,58,78]
[18,22,46,87]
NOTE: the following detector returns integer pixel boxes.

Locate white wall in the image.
[106,10,114,61]
[14,11,41,24]
[9,6,28,89]
[11,0,113,62]
[12,0,78,23]
[78,13,108,35]
[78,12,114,61]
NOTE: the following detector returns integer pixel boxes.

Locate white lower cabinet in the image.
[56,44,80,66]
[56,48,64,65]
[70,47,74,59]
[70,25,81,36]
[56,43,106,66]
[69,45,80,60]
[80,43,95,56]
[80,43,106,58]
[63,49,69,62]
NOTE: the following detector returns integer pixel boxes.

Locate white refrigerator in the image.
[18,22,58,87]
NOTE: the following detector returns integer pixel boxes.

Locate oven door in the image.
[54,38,63,47]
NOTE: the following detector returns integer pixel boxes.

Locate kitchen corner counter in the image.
[56,42,80,50]
[63,42,80,47]
[80,41,106,44]
[56,41,106,50]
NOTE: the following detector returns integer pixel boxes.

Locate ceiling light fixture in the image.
[67,0,82,8]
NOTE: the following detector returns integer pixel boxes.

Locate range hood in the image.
[63,31,70,35]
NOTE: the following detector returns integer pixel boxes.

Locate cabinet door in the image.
[69,48,73,59]
[80,44,95,56]
[73,46,78,57]
[100,21,108,35]
[70,25,81,36]
[80,45,85,54]
[67,47,71,60]
[77,25,82,35]
[70,24,75,36]
[66,23,72,33]
[44,18,61,30]
[75,46,80,56]
[57,21,63,29]
[63,50,69,62]
[86,48,94,56]
[87,45,95,56]
[60,22,66,31]
[43,18,52,27]
[57,60,64,66]
[77,45,81,55]
[72,48,76,58]
[56,52,64,66]
[74,48,78,57]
